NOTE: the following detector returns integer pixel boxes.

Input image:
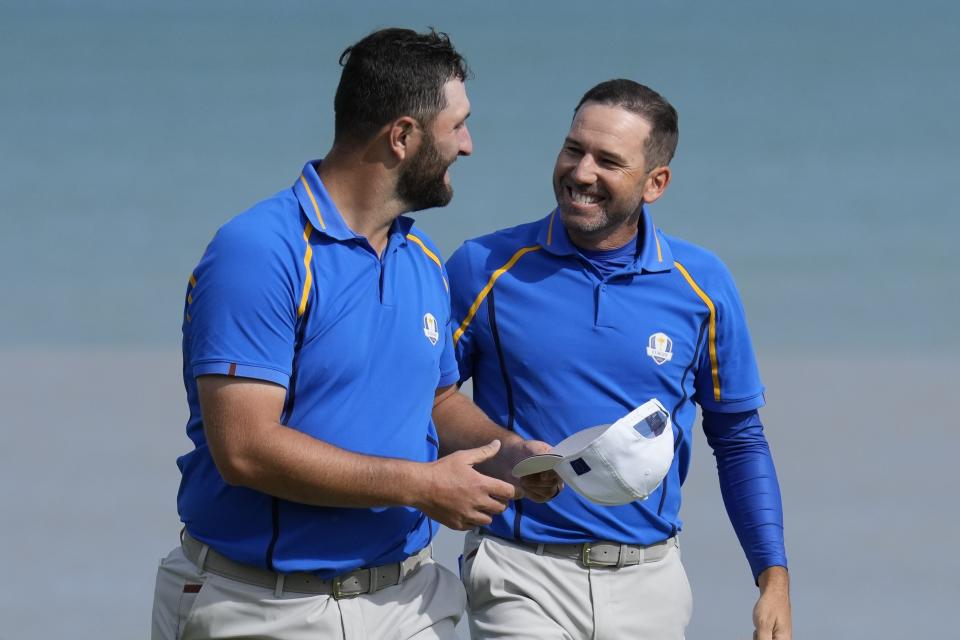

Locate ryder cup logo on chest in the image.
[646,332,673,365]
[422,312,439,345]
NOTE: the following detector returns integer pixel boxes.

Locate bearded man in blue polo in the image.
[151,28,560,640]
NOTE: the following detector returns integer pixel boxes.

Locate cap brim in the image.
[512,454,564,477]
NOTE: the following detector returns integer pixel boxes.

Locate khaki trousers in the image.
[461,531,692,640]
[151,545,465,640]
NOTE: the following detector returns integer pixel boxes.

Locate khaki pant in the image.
[151,545,465,640]
[461,531,692,640]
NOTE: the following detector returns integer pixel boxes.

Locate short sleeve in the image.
[437,262,461,389]
[185,216,301,387]
[693,262,765,413]
[445,242,479,383]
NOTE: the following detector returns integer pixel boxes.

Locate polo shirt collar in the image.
[537,205,673,273]
[293,160,357,242]
[390,215,415,247]
[636,205,673,273]
[536,208,579,256]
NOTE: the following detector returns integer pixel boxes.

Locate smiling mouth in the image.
[566,186,603,206]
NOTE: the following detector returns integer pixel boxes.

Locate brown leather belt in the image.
[485,532,675,568]
[181,531,431,598]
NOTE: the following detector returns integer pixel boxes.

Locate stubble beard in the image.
[553,180,643,244]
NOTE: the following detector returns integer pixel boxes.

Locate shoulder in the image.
[401,221,452,296]
[194,189,308,292]
[664,232,737,290]
[207,189,305,259]
[404,221,446,263]
[448,218,545,279]
[404,221,450,282]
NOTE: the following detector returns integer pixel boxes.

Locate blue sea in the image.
[1,1,957,637]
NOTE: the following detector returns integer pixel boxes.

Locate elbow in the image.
[216,460,251,487]
[209,445,261,487]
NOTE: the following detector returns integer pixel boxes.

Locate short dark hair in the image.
[334,28,470,145]
[575,79,679,170]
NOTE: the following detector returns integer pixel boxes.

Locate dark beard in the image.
[397,131,453,211]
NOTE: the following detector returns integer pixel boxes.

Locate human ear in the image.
[643,166,672,204]
[388,116,421,161]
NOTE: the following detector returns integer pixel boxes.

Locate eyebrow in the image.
[564,137,629,165]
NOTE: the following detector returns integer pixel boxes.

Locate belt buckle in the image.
[580,543,593,567]
[331,575,361,600]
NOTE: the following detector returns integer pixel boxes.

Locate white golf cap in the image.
[512,399,675,506]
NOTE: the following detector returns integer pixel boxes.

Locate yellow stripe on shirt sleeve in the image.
[298,222,314,317]
[453,245,541,345]
[674,261,720,401]
[407,233,449,291]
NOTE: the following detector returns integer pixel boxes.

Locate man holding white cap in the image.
[446,79,791,638]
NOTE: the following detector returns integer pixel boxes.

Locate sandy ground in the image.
[0,348,955,638]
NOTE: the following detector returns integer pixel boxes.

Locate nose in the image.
[570,155,597,185]
[458,125,473,157]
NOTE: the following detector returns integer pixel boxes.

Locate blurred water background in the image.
[1,1,957,637]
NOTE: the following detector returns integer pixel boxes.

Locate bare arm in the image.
[431,384,562,503]
[754,566,791,640]
[199,375,518,529]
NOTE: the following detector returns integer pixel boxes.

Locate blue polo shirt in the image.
[447,207,765,546]
[176,160,459,577]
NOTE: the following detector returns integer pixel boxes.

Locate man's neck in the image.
[317,150,406,255]
[567,218,642,252]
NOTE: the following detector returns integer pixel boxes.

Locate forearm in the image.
[432,386,523,458]
[759,565,790,594]
[200,374,431,510]
[199,375,520,530]
[430,386,560,501]
[215,420,428,509]
[703,409,788,581]
[755,565,792,638]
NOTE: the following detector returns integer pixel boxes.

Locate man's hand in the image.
[495,438,564,503]
[431,386,563,503]
[413,440,519,530]
[753,566,791,639]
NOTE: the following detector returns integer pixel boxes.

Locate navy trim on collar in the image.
[536,206,673,273]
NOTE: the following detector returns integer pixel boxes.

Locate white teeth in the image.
[570,189,601,205]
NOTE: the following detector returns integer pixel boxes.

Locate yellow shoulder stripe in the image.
[453,245,541,345]
[674,261,720,401]
[298,222,314,317]
[407,233,449,291]
[299,174,327,230]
